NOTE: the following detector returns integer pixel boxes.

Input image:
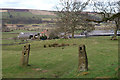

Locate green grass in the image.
[2,33,18,38]
[2,31,32,44]
[2,32,18,44]
[2,36,118,78]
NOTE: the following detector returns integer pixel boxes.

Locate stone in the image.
[78,44,88,71]
[21,44,30,66]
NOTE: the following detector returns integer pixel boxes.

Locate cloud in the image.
[0,0,58,10]
[0,0,119,11]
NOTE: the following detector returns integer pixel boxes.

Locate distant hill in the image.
[1,8,56,16]
[1,8,29,12]
[1,8,101,24]
[1,8,56,24]
[29,9,56,16]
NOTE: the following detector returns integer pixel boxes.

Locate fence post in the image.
[78,44,88,71]
[21,44,30,67]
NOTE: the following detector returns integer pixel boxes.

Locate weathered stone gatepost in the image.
[21,44,30,66]
[78,44,88,71]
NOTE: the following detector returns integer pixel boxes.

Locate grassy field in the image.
[2,32,119,78]
[2,31,35,44]
[2,12,55,19]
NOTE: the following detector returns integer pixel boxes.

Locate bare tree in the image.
[56,0,91,38]
[92,0,120,40]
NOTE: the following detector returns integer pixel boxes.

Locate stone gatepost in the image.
[78,44,88,71]
[21,44,30,66]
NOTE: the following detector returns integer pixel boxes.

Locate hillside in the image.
[1,8,56,24]
[29,9,56,16]
[1,8,56,16]
[1,8,101,28]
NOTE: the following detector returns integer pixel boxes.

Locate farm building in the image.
[18,32,40,39]
[18,30,49,40]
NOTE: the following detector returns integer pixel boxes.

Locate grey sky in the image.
[0,0,119,11]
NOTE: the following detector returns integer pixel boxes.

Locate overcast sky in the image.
[0,0,119,11]
[0,0,59,10]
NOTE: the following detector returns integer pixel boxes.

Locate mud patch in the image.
[32,68,48,73]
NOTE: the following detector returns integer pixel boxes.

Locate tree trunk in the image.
[64,26,67,39]
[113,27,117,39]
[64,28,67,36]
[111,20,119,40]
[111,26,117,40]
[72,27,74,38]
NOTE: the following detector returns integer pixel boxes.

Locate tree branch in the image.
[86,12,120,23]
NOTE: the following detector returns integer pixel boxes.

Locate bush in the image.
[40,35,47,40]
[48,29,59,39]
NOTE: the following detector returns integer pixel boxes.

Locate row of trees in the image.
[55,0,120,40]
